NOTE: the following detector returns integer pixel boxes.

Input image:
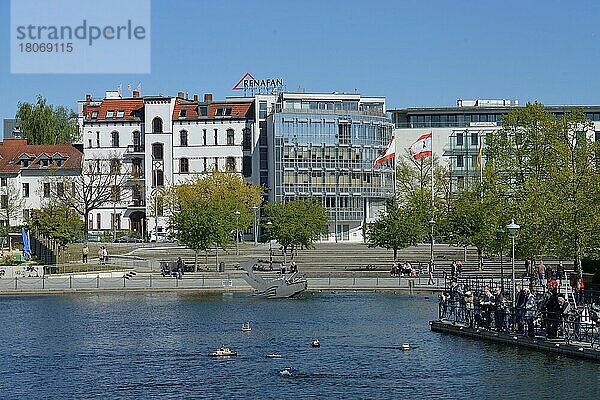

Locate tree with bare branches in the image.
[55,157,129,237]
[0,181,25,250]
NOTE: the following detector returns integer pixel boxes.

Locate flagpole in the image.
[430,130,435,268]
[430,131,434,211]
[479,134,483,184]
[393,136,397,200]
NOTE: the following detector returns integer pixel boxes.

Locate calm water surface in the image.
[0,292,598,399]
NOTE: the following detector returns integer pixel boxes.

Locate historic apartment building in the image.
[0,138,83,227]
[78,90,257,238]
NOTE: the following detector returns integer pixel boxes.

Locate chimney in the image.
[85,94,91,102]
[177,91,184,99]
[193,94,198,102]
[132,90,140,98]
[204,93,213,102]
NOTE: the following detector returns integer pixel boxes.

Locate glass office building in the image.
[268,93,394,242]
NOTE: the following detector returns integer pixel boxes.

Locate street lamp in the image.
[496,226,505,294]
[234,211,241,256]
[429,218,435,268]
[253,205,259,246]
[506,219,520,310]
[266,221,273,267]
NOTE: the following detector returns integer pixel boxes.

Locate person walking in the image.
[537,261,545,285]
[556,261,565,283]
[98,246,104,265]
[82,243,89,264]
[428,259,435,285]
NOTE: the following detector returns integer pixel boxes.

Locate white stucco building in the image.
[0,138,83,228]
[78,90,255,238]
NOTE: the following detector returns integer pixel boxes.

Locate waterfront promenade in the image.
[0,271,445,295]
[0,241,573,295]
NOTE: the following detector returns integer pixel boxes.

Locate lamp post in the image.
[253,206,259,246]
[234,211,241,256]
[429,218,435,267]
[266,221,273,266]
[506,219,520,310]
[496,226,505,294]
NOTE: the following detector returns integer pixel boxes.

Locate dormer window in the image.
[179,109,187,118]
[21,159,29,168]
[224,107,232,116]
[52,153,67,167]
[116,110,125,119]
[106,110,115,118]
[91,111,98,119]
[216,108,223,116]
[40,159,50,168]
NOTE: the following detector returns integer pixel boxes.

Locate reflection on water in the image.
[0,292,598,399]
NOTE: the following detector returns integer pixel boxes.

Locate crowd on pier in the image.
[439,274,600,345]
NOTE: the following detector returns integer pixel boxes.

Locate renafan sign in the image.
[232,72,283,91]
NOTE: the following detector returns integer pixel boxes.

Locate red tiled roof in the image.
[0,139,83,174]
[83,99,144,121]
[172,98,199,120]
[208,102,254,118]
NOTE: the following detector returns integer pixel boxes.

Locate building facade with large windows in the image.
[268,92,394,242]
[390,99,600,193]
[77,89,394,242]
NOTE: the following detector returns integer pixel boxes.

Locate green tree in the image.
[169,172,262,270]
[447,178,507,269]
[486,103,600,278]
[366,199,428,262]
[56,157,128,238]
[16,96,80,144]
[28,202,83,263]
[170,198,221,271]
[264,199,328,264]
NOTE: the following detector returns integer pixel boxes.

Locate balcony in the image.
[278,107,388,119]
[125,172,145,186]
[124,145,145,159]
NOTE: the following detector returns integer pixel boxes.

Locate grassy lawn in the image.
[45,264,129,274]
[59,243,138,263]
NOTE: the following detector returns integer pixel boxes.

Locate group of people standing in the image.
[82,244,108,265]
[441,280,547,338]
[527,260,565,286]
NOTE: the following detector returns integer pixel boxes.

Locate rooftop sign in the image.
[232,72,284,92]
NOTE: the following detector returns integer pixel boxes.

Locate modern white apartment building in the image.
[390,99,600,192]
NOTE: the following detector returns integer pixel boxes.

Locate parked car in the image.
[113,235,143,243]
[150,232,177,243]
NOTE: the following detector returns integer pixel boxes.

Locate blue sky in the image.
[1,0,599,122]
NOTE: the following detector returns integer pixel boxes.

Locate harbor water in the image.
[0,292,598,399]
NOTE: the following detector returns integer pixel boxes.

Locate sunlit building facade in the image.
[268,93,394,242]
